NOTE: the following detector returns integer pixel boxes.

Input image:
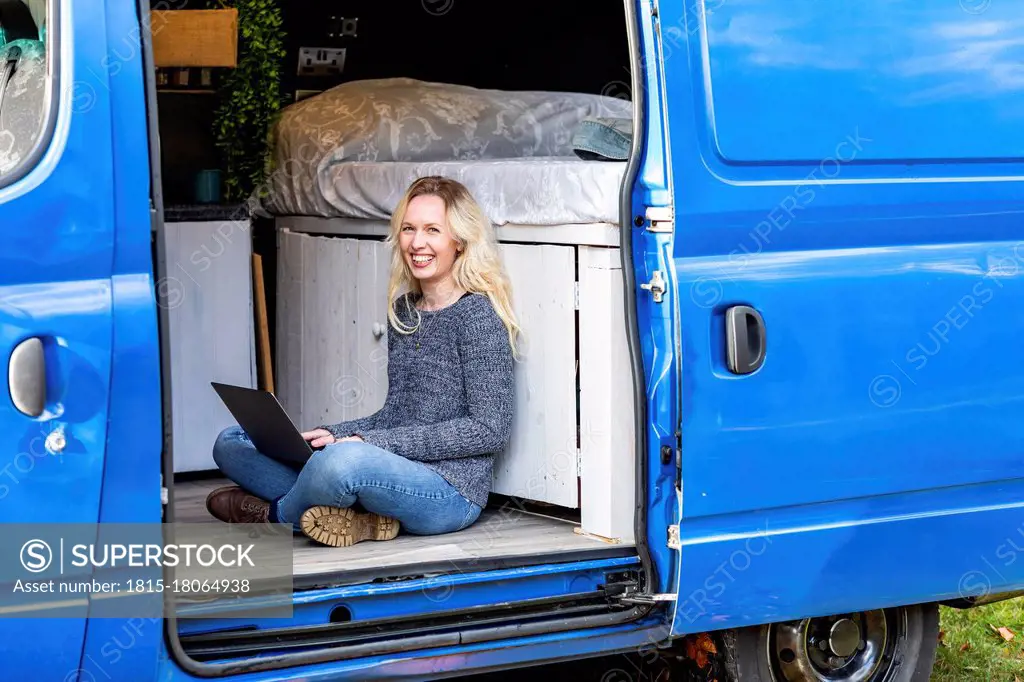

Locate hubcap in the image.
[829,619,861,657]
[766,609,902,681]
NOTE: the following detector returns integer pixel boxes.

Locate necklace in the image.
[416,287,462,312]
[414,288,463,349]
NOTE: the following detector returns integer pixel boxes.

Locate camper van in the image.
[0,0,1023,679]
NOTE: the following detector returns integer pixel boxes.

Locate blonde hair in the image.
[384,176,523,359]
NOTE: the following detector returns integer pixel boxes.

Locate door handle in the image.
[725,306,766,374]
[9,337,45,416]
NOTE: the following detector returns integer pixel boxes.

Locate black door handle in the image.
[725,305,766,374]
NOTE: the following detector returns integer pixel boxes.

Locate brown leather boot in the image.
[205,485,271,524]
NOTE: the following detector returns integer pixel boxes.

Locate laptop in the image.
[210,382,314,467]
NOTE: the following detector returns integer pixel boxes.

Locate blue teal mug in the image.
[194,169,222,204]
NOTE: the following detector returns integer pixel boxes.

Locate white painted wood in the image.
[277,216,621,248]
[174,478,626,579]
[275,230,391,431]
[275,231,580,507]
[163,220,257,472]
[493,243,579,508]
[578,246,636,543]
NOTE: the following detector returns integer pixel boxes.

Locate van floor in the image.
[173,478,633,584]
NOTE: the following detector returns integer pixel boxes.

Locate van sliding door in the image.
[0,0,124,678]
[659,0,1024,634]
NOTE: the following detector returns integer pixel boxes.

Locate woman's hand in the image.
[301,428,336,449]
[338,435,364,443]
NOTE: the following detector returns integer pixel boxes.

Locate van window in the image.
[0,0,50,184]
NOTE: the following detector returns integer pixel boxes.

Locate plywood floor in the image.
[173,478,630,581]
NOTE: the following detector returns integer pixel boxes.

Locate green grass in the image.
[932,599,1024,681]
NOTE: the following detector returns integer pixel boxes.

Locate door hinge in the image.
[667,524,681,550]
[161,486,168,505]
[640,270,666,303]
[574,281,580,310]
[576,448,582,477]
[645,206,673,233]
[618,592,678,605]
[603,571,675,604]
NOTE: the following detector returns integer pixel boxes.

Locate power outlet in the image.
[297,47,346,77]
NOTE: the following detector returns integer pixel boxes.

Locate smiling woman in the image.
[207,176,522,548]
[385,176,522,351]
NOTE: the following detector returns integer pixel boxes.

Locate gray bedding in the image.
[259,78,632,225]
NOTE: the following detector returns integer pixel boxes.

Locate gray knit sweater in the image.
[320,292,515,508]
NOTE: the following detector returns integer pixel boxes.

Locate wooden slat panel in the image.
[301,232,329,428]
[277,232,391,431]
[491,244,579,508]
[578,246,636,543]
[276,230,305,424]
[252,254,274,392]
[344,239,390,420]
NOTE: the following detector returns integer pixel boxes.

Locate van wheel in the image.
[720,604,939,681]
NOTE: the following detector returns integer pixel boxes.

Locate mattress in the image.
[272,157,626,225]
[258,78,632,226]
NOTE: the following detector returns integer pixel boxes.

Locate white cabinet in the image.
[274,231,582,508]
[163,220,257,473]
[578,246,636,544]
[276,231,392,431]
[492,244,579,508]
[273,227,636,541]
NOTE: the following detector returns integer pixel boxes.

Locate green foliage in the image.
[206,0,286,202]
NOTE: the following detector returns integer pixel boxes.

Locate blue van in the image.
[1,0,1023,680]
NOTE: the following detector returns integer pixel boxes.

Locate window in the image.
[0,0,51,185]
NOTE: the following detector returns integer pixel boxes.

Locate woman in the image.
[206,176,521,547]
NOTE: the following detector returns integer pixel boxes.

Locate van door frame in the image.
[137,0,680,676]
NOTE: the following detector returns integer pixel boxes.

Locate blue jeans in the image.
[211,425,482,535]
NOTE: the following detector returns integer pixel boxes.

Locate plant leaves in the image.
[204,0,286,200]
[683,633,718,668]
[989,624,1016,642]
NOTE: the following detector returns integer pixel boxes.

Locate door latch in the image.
[667,524,681,549]
[644,206,673,233]
[640,270,666,303]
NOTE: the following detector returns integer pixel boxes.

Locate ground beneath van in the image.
[175,479,633,584]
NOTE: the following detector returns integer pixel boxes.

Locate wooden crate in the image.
[150,9,238,68]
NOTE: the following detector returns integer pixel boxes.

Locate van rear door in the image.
[659,0,1024,634]
[0,0,118,676]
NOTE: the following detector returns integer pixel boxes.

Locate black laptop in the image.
[211,382,314,466]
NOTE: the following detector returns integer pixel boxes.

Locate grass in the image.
[933,599,1024,681]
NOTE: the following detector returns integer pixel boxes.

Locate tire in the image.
[720,603,940,682]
